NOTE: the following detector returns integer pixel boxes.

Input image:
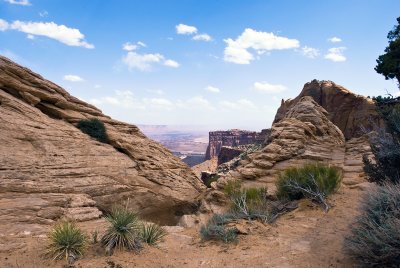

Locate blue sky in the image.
[0,0,399,130]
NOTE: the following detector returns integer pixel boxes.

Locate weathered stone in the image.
[0,56,205,231]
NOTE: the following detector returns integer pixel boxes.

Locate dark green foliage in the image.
[375,17,400,88]
[203,174,219,188]
[276,163,342,211]
[200,216,237,243]
[101,206,142,254]
[363,104,400,184]
[139,223,166,246]
[77,118,108,143]
[345,183,400,267]
[46,221,87,263]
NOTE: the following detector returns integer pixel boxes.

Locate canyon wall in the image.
[205,129,270,160]
[0,56,205,234]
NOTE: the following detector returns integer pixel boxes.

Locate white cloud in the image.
[122,50,179,71]
[193,33,212,41]
[176,23,197,35]
[164,59,180,68]
[90,90,146,110]
[143,98,174,110]
[324,47,346,62]
[123,42,137,51]
[26,34,34,39]
[4,0,31,6]
[63,75,84,82]
[0,19,9,31]
[220,99,257,110]
[205,85,220,93]
[39,10,48,17]
[147,89,164,95]
[10,20,94,48]
[122,52,164,71]
[328,37,342,43]
[301,46,320,58]
[253,82,287,93]
[122,41,146,51]
[224,28,300,64]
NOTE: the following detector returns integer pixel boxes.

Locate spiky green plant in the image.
[101,206,141,254]
[139,223,166,246]
[200,223,237,243]
[223,179,242,197]
[46,221,87,264]
[276,162,342,211]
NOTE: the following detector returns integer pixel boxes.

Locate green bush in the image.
[363,103,400,185]
[345,183,400,267]
[139,223,166,246]
[276,162,342,211]
[46,221,87,265]
[223,179,242,197]
[77,118,108,143]
[101,206,142,254]
[200,217,237,243]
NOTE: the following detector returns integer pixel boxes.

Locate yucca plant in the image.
[139,223,166,246]
[101,206,142,254]
[276,162,342,211]
[46,221,87,265]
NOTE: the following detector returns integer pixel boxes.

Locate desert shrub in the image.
[101,206,142,254]
[223,179,242,197]
[139,223,166,246]
[345,183,400,267]
[91,230,98,244]
[200,217,237,243]
[46,221,87,264]
[230,188,271,223]
[203,174,219,188]
[77,118,108,143]
[276,162,342,211]
[363,103,400,184]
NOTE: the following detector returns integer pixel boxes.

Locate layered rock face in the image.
[0,56,205,232]
[205,129,269,160]
[231,96,346,184]
[274,80,383,140]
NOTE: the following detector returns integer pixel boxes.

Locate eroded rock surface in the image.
[274,80,383,139]
[0,56,205,234]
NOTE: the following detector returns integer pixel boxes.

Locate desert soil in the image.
[0,185,366,268]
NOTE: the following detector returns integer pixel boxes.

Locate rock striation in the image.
[205,129,270,160]
[274,80,384,140]
[0,56,205,233]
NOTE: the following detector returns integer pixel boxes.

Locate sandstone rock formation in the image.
[213,95,373,195]
[274,80,384,140]
[0,56,205,233]
[205,129,270,160]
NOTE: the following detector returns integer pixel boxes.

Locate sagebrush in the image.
[276,162,342,211]
[344,183,400,267]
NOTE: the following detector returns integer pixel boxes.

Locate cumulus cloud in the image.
[143,98,174,110]
[63,75,84,82]
[122,41,146,51]
[39,10,48,17]
[253,81,287,93]
[164,59,180,68]
[8,20,94,48]
[224,28,300,64]
[4,0,31,6]
[176,23,198,35]
[324,47,346,62]
[90,90,145,110]
[301,46,320,58]
[193,33,212,42]
[328,37,342,43]
[122,50,180,71]
[205,86,220,93]
[0,19,9,31]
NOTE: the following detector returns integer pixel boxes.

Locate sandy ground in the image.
[0,185,366,268]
